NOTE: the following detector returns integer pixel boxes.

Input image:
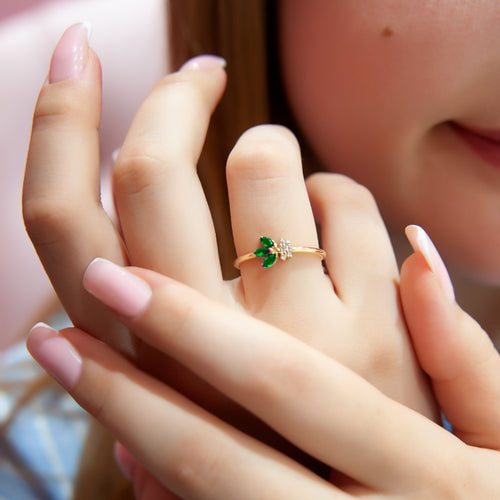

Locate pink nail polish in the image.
[27,323,82,389]
[49,22,91,83]
[83,258,152,318]
[180,54,227,71]
[405,225,455,303]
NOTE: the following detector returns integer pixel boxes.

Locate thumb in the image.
[401,225,500,450]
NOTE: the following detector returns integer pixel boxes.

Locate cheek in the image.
[279,2,456,191]
[279,8,397,201]
[279,1,500,282]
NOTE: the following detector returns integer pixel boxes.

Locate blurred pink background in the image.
[0,0,168,349]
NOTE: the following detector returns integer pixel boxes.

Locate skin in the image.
[23,27,437,421]
[279,0,500,284]
[21,0,500,496]
[27,255,500,498]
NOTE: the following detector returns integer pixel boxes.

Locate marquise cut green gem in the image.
[262,253,278,267]
[254,247,270,257]
[260,236,274,248]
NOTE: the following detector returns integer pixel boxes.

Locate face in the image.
[279,0,500,284]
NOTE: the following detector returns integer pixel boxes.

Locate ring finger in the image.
[227,125,333,318]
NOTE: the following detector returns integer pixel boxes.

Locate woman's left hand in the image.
[23,36,434,423]
[27,257,500,499]
[24,37,443,478]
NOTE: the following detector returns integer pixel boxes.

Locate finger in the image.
[113,56,227,296]
[306,173,400,305]
[304,174,434,413]
[114,443,181,500]
[82,260,463,492]
[402,225,500,449]
[23,24,128,348]
[132,468,181,500]
[227,126,331,310]
[27,324,339,500]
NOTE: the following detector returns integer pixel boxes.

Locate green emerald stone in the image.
[262,253,278,268]
[260,236,274,248]
[254,247,269,257]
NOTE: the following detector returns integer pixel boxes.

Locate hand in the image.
[27,245,500,499]
[23,25,435,432]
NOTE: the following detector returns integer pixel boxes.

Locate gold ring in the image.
[233,236,326,269]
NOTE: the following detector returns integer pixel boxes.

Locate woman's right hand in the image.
[23,23,437,433]
[27,250,500,499]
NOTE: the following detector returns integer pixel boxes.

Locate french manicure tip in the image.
[405,224,455,303]
[181,54,227,71]
[30,322,57,334]
[81,21,93,42]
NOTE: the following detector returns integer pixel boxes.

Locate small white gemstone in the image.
[275,238,293,261]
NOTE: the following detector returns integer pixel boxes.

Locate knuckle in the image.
[23,196,85,247]
[34,82,98,130]
[360,343,402,383]
[227,125,301,181]
[309,173,378,213]
[113,152,167,197]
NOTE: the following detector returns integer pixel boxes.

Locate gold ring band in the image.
[233,236,326,270]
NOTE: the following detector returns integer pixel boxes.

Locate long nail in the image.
[27,323,82,389]
[405,225,455,303]
[83,258,152,318]
[180,54,227,71]
[49,22,92,83]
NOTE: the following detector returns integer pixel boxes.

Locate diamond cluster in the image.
[275,238,293,261]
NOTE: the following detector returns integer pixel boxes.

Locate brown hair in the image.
[168,0,274,277]
[74,1,274,498]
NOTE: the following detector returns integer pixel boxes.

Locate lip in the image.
[450,122,500,170]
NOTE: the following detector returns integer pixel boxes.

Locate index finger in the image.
[23,24,128,349]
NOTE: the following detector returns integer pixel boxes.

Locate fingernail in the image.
[49,22,92,83]
[27,323,82,389]
[111,147,120,164]
[180,54,227,71]
[83,258,152,318]
[405,225,455,303]
[114,442,137,480]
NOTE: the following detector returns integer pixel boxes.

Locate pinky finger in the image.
[26,324,340,500]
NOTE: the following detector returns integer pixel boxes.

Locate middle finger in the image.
[113,56,227,297]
